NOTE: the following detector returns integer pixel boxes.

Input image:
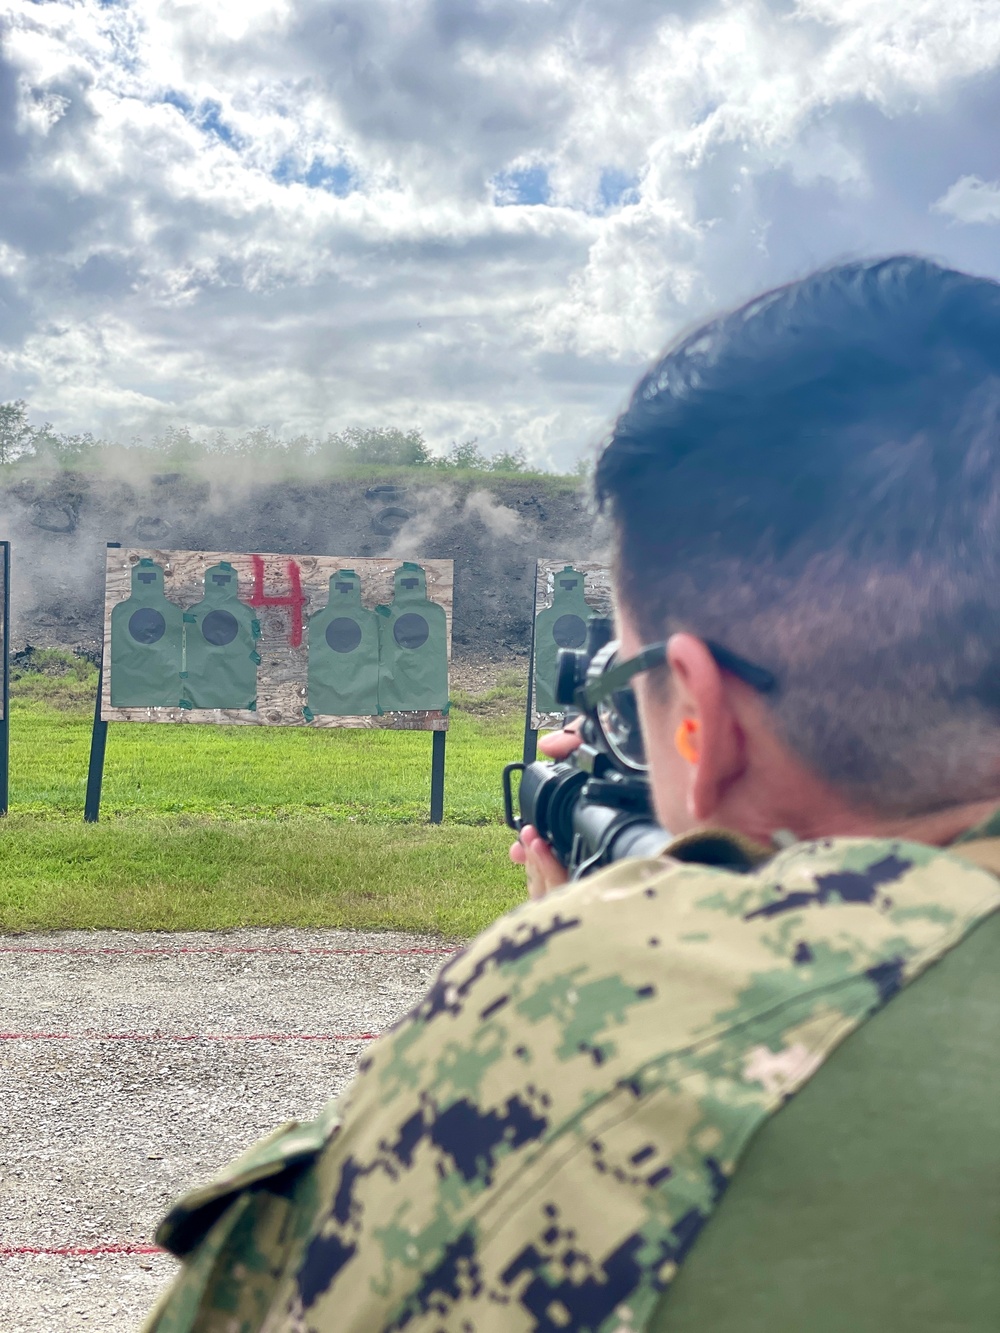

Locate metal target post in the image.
[430,729,446,823]
[0,540,10,815]
[84,542,119,822]
[522,563,539,765]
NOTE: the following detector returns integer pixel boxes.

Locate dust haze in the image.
[0,461,608,662]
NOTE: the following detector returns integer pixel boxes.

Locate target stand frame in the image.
[85,543,448,823]
[0,540,10,815]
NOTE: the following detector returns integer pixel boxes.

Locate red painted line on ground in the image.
[0,1243,162,1257]
[0,946,454,957]
[0,1031,378,1042]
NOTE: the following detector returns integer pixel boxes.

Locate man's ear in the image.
[666,633,747,820]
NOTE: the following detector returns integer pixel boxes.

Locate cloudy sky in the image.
[2,0,1000,467]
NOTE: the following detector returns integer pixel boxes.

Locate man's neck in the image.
[795,798,1000,849]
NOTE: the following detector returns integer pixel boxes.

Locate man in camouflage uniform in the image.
[145,257,1000,1332]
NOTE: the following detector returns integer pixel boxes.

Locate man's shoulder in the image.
[405,829,996,1048]
[300,834,1000,1322]
[148,833,1000,1332]
[332,828,1000,1197]
[335,826,1000,1205]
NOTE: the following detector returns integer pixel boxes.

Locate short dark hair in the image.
[595,256,1000,815]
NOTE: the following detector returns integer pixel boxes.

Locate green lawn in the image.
[0,660,529,937]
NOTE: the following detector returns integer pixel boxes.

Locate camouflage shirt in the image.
[145,828,1000,1333]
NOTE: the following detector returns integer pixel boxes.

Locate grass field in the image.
[0,656,529,937]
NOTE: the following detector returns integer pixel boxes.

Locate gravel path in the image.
[0,928,459,1331]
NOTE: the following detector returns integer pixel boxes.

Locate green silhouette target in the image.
[110,559,184,707]
[533,565,593,715]
[307,570,379,716]
[101,551,451,730]
[377,563,448,712]
[182,562,260,710]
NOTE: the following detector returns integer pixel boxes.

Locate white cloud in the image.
[932,174,1000,225]
[2,0,1000,466]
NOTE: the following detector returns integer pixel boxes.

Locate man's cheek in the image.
[648,748,695,835]
[634,683,691,835]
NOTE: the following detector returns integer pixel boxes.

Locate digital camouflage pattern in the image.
[145,831,1000,1333]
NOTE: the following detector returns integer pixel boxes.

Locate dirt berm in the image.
[0,470,605,663]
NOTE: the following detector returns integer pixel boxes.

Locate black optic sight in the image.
[503,615,669,880]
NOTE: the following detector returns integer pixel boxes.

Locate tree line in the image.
[0,400,551,475]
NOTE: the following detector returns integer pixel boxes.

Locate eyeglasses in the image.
[580,639,778,711]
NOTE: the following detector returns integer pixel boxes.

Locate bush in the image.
[0,403,550,478]
[430,438,528,473]
[323,426,433,467]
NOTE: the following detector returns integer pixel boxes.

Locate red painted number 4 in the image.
[247,555,307,647]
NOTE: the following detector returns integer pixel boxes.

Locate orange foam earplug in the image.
[675,718,700,765]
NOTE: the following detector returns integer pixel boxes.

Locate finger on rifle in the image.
[509,824,541,865]
[525,836,568,899]
[539,723,583,760]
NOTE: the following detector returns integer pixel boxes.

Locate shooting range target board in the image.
[531,560,612,730]
[103,549,452,729]
[0,538,8,810]
[0,542,7,724]
[0,542,8,813]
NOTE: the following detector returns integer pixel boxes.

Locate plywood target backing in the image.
[103,549,452,729]
[531,559,613,730]
[0,543,7,723]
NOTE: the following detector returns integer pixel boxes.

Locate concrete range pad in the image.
[0,928,458,1331]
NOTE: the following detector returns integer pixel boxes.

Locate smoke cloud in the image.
[0,466,606,662]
